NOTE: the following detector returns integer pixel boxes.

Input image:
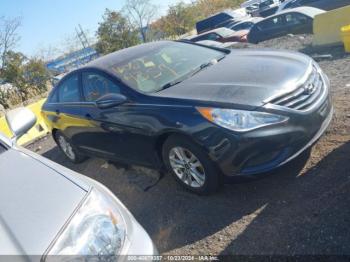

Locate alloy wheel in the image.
[57,135,76,161]
[169,146,206,188]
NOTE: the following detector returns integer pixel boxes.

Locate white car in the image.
[0,107,157,260]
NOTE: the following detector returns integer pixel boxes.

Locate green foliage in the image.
[153,2,197,37]
[152,0,245,38]
[0,51,50,107]
[23,58,50,94]
[95,0,245,51]
[1,51,25,85]
[195,0,245,18]
[96,9,140,55]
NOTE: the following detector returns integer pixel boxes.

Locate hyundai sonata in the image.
[42,41,333,194]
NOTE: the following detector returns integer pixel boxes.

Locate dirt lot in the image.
[27,35,350,255]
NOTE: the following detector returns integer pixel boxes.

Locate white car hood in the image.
[0,148,88,256]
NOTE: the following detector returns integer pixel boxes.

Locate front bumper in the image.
[239,101,333,175]
[196,72,333,177]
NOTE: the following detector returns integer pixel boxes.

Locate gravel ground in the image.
[27,35,350,256]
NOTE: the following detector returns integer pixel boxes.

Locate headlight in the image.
[45,188,126,260]
[197,107,288,132]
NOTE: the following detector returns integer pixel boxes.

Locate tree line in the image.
[0,16,49,108]
[95,0,244,54]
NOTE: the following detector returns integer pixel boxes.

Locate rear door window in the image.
[58,74,80,103]
[257,16,284,30]
[49,88,59,103]
[285,13,309,26]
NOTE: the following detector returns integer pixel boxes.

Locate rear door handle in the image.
[55,109,60,115]
[85,113,92,120]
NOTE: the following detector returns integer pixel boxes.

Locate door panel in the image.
[43,73,87,144]
[76,71,159,166]
[79,104,159,166]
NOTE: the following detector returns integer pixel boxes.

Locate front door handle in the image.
[55,109,60,115]
[85,113,92,120]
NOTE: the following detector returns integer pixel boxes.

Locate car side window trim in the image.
[50,73,83,104]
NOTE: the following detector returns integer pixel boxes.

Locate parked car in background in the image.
[196,10,248,34]
[188,27,249,43]
[248,7,324,43]
[226,17,264,32]
[0,107,156,258]
[196,40,237,48]
[277,0,350,12]
[258,0,281,17]
[246,3,260,16]
[42,41,332,194]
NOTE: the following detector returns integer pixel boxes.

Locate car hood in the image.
[155,49,312,108]
[0,148,88,255]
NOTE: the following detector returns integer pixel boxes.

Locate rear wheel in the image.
[162,135,221,195]
[54,131,87,164]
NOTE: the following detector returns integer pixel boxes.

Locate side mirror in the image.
[96,93,127,109]
[5,107,37,141]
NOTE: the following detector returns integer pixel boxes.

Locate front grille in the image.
[270,67,324,111]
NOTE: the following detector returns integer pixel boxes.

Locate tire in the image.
[54,131,87,164]
[162,135,222,195]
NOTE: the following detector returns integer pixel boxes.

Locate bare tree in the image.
[0,16,22,68]
[60,28,96,55]
[34,44,60,62]
[124,0,158,43]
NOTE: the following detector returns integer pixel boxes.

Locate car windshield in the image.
[110,42,225,93]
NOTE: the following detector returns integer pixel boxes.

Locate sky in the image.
[0,0,185,57]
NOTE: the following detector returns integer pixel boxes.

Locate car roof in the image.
[234,17,264,25]
[274,6,325,17]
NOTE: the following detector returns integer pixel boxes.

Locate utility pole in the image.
[75,24,90,49]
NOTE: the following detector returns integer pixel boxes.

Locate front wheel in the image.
[54,131,87,164]
[162,135,222,195]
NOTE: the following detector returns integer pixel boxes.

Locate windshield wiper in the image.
[161,79,184,90]
[217,55,226,62]
[190,61,215,77]
[190,57,225,77]
[160,57,224,91]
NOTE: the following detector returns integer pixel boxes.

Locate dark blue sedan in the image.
[42,41,332,194]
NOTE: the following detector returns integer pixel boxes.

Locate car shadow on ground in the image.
[39,139,350,255]
[300,44,348,62]
[221,141,350,255]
